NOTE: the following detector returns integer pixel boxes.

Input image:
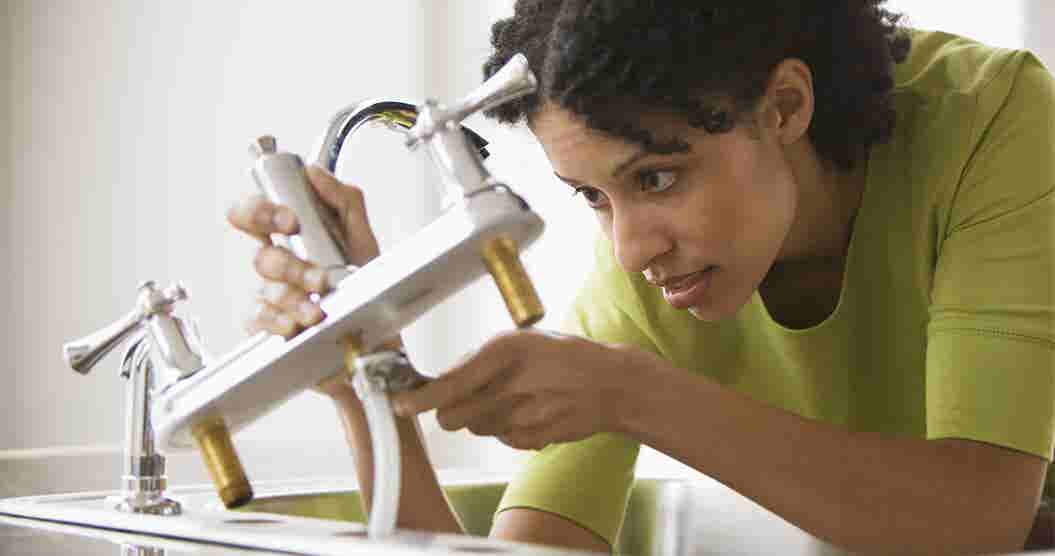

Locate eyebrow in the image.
[552,150,650,186]
[554,139,691,186]
[612,149,651,178]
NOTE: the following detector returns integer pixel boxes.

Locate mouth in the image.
[659,266,719,310]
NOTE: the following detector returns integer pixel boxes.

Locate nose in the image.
[609,203,672,274]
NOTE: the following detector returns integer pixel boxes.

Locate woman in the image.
[227,2,1054,553]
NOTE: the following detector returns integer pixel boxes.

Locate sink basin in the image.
[214,475,844,556]
[0,471,846,555]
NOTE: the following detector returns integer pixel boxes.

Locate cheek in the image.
[719,143,797,253]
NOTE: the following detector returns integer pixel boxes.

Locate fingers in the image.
[227,194,299,242]
[230,169,381,267]
[496,422,571,451]
[245,300,300,339]
[392,335,521,416]
[254,245,329,294]
[258,281,326,326]
[434,379,518,432]
[244,281,326,338]
[466,408,514,437]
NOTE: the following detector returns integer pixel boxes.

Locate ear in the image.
[759,58,814,145]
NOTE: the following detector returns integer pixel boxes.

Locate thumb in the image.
[305,165,355,212]
[305,165,381,265]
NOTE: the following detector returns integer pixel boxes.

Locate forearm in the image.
[329,390,464,534]
[617,362,1044,554]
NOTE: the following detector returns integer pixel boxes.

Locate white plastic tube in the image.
[352,370,401,538]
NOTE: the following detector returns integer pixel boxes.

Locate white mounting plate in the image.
[153,187,543,451]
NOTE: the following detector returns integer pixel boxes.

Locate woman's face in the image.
[531,103,799,321]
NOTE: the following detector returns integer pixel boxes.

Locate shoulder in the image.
[892,28,1053,148]
[892,29,1054,148]
[882,29,1054,237]
[893,29,1048,101]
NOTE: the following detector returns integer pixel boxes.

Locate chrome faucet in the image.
[57,54,543,533]
[63,281,207,515]
[146,54,544,533]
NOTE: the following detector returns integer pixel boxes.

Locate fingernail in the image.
[299,301,322,323]
[275,313,295,332]
[273,209,295,232]
[304,268,327,292]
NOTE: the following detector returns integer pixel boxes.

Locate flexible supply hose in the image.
[351,359,401,538]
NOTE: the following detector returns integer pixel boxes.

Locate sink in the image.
[0,476,583,556]
[4,472,1053,555]
[223,479,695,554]
[0,471,849,555]
[212,475,846,556]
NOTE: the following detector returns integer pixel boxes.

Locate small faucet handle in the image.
[451,52,537,123]
[64,308,145,374]
[63,281,191,375]
[407,53,536,147]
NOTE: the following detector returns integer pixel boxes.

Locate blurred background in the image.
[1,1,1052,495]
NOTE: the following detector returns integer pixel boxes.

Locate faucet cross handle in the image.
[63,281,190,375]
[406,52,536,148]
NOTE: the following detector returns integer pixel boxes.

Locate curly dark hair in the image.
[483,1,911,171]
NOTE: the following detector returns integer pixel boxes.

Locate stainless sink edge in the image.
[0,479,601,556]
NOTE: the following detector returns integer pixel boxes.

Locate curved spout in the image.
[308,54,536,209]
[308,99,489,174]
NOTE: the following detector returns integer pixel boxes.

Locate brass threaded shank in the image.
[309,334,364,393]
[340,334,366,374]
[191,418,253,509]
[481,236,545,328]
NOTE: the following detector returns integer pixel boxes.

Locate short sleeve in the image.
[494,240,659,547]
[926,52,1055,461]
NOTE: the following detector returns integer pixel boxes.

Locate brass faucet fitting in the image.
[482,236,545,328]
[191,418,253,508]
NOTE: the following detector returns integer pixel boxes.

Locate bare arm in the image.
[325,385,464,534]
[492,508,612,554]
[620,359,1048,555]
[327,383,613,552]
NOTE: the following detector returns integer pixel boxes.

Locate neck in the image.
[777,140,867,264]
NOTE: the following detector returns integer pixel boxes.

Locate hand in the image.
[226,165,389,397]
[227,165,381,337]
[391,329,654,450]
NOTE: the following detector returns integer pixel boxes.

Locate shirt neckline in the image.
[753,154,876,335]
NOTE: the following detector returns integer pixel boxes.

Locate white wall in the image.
[1,1,13,453]
[1026,0,1055,69]
[0,0,551,478]
[2,0,1050,486]
[2,2,430,461]
[887,0,1027,49]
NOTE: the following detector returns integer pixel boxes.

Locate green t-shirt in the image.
[496,30,1055,547]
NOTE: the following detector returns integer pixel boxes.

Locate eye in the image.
[571,186,609,209]
[637,169,678,193]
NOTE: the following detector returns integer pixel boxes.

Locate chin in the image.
[688,305,725,322]
[687,281,752,322]
[686,301,733,322]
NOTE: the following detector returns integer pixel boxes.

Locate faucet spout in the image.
[310,99,490,169]
[309,99,491,202]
